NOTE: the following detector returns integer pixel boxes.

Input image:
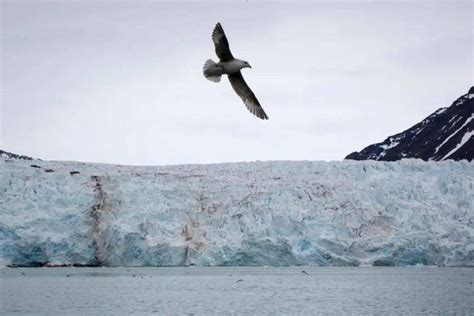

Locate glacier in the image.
[1,158,473,267]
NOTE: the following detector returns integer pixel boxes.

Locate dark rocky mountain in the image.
[0,149,34,160]
[346,87,474,162]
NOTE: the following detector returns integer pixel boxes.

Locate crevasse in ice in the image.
[1,158,473,267]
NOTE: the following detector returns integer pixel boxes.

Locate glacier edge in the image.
[1,158,473,267]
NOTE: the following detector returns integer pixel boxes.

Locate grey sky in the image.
[1,0,472,165]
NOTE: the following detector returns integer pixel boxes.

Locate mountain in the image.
[345,87,474,161]
[0,149,34,160]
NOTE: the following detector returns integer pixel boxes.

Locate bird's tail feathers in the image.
[203,59,222,83]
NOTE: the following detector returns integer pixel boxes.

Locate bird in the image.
[203,22,269,120]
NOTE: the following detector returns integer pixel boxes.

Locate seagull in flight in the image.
[203,23,269,120]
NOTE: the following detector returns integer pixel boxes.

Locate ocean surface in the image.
[1,267,473,315]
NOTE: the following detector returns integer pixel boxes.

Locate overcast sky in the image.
[1,0,472,165]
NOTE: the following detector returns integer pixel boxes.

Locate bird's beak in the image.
[248,64,252,69]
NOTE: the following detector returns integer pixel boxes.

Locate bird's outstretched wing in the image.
[212,23,234,62]
[228,72,268,120]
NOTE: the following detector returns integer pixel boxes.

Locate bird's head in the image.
[240,60,252,69]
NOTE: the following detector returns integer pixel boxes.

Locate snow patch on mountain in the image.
[435,114,474,154]
[441,130,474,161]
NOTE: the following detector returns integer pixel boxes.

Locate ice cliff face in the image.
[1,158,473,267]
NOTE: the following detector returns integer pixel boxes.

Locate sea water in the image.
[1,267,473,314]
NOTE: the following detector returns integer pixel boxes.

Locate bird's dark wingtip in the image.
[215,22,225,32]
[258,112,269,120]
[213,22,223,36]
